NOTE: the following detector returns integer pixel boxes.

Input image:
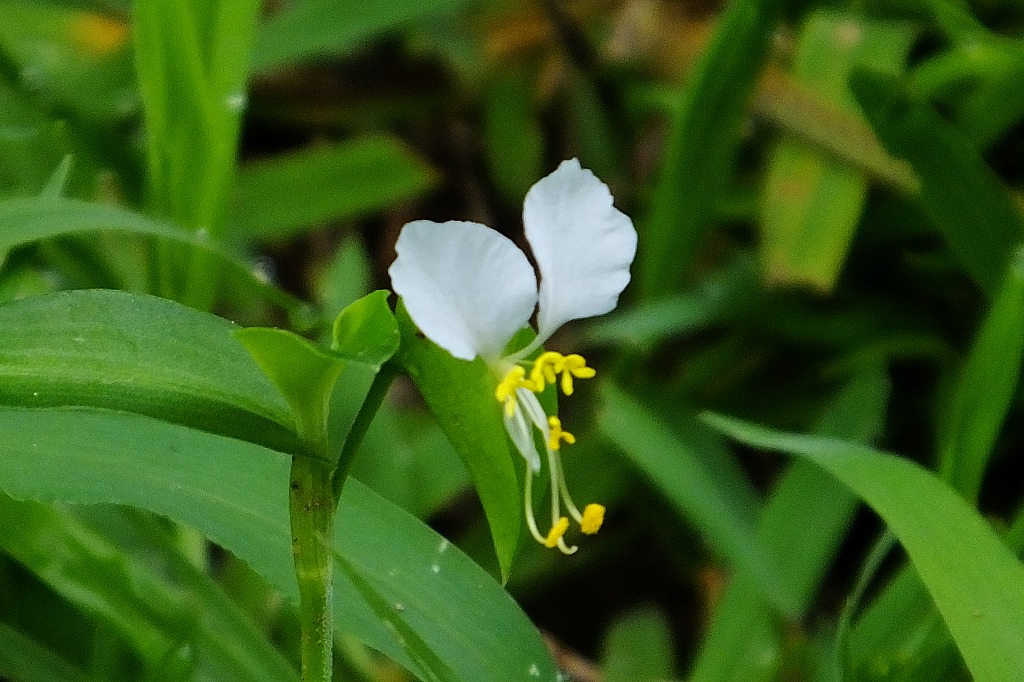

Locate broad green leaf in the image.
[598,383,797,616]
[939,246,1024,502]
[0,289,309,456]
[850,68,1024,297]
[761,12,915,291]
[639,0,782,298]
[690,367,890,682]
[0,196,307,316]
[0,495,298,681]
[703,413,1024,682]
[0,407,559,681]
[252,0,471,72]
[232,136,436,240]
[395,304,521,581]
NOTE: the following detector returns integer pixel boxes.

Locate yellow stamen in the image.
[529,351,564,391]
[580,504,605,535]
[559,354,596,396]
[544,517,570,548]
[547,416,575,451]
[495,366,530,416]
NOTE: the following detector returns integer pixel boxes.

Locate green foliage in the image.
[3,0,1024,680]
[395,304,521,581]
[232,137,436,240]
[705,413,1024,682]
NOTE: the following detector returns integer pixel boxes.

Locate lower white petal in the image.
[389,220,537,361]
[523,159,637,340]
[505,406,541,472]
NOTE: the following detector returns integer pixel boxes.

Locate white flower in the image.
[389,159,636,553]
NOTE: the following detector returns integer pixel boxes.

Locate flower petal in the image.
[523,159,637,340]
[389,220,537,361]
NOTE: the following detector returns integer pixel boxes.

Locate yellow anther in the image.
[580,504,605,535]
[529,351,565,391]
[547,416,575,451]
[544,517,570,548]
[495,366,533,416]
[559,354,595,396]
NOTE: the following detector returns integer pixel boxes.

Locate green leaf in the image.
[252,0,471,72]
[0,196,307,317]
[690,367,890,682]
[600,606,674,682]
[761,11,916,291]
[235,327,344,456]
[395,304,521,581]
[133,0,261,306]
[598,383,797,616]
[232,136,436,240]
[0,407,559,681]
[482,69,544,204]
[0,289,308,457]
[639,0,783,298]
[0,1,135,121]
[850,68,1024,297]
[939,246,1024,502]
[234,291,400,460]
[331,290,400,364]
[0,496,298,681]
[0,621,90,682]
[703,413,1024,682]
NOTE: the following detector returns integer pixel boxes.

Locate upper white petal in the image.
[523,159,637,340]
[389,220,537,361]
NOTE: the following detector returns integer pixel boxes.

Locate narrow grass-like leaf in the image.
[851,69,1024,296]
[0,621,90,682]
[0,407,559,681]
[704,413,1024,682]
[252,0,471,72]
[599,383,798,616]
[584,256,758,350]
[395,304,521,581]
[600,606,674,682]
[639,0,783,298]
[0,495,191,664]
[761,12,915,290]
[232,137,436,240]
[133,0,261,307]
[0,197,307,316]
[0,289,309,456]
[0,496,298,681]
[482,69,544,204]
[690,367,890,681]
[939,246,1024,502]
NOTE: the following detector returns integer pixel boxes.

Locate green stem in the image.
[289,455,337,682]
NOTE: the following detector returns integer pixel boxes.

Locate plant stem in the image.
[289,455,337,682]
